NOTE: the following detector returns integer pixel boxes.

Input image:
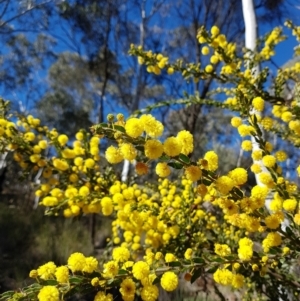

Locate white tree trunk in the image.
[121,0,146,183]
[242,0,268,188]
[242,9,289,301]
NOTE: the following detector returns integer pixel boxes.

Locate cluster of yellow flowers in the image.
[2,22,300,301]
[0,114,118,217]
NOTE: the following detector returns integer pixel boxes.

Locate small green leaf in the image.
[212,257,225,263]
[159,155,170,161]
[168,261,182,267]
[285,226,293,236]
[193,257,205,264]
[202,179,212,186]
[69,277,84,284]
[135,146,144,152]
[118,269,128,275]
[40,279,58,286]
[179,153,190,164]
[191,268,202,283]
[206,266,218,273]
[152,275,161,285]
[168,162,183,169]
[114,125,125,133]
[0,291,15,299]
[232,187,244,198]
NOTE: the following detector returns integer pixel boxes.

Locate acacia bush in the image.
[1,21,300,301]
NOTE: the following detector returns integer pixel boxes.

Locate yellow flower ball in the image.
[252,150,262,161]
[140,115,164,138]
[68,253,86,272]
[103,260,119,278]
[228,167,248,186]
[213,269,233,286]
[85,158,95,169]
[57,134,68,146]
[94,291,113,301]
[275,151,287,162]
[55,266,69,283]
[141,285,159,301]
[120,278,136,298]
[155,162,171,178]
[214,244,231,257]
[252,97,264,112]
[101,197,113,216]
[83,256,98,273]
[210,55,219,64]
[53,158,69,171]
[261,117,273,130]
[262,155,276,168]
[281,111,293,122]
[120,143,137,161]
[75,132,84,140]
[79,186,90,197]
[185,165,202,181]
[163,137,182,157]
[211,25,220,36]
[144,140,163,159]
[38,286,59,301]
[37,262,56,280]
[125,118,144,138]
[201,46,210,55]
[112,247,130,262]
[283,199,297,211]
[205,64,213,73]
[105,146,123,164]
[294,213,300,225]
[265,214,281,229]
[241,140,252,151]
[238,124,255,137]
[132,261,150,280]
[203,151,218,171]
[177,130,193,155]
[231,274,244,289]
[160,271,178,292]
[184,248,193,260]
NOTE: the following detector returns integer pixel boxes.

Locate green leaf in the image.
[168,261,182,267]
[224,255,236,261]
[232,187,244,198]
[159,155,170,161]
[0,291,15,299]
[69,276,84,284]
[179,153,190,164]
[118,269,128,275]
[114,125,125,133]
[64,286,81,298]
[212,257,225,263]
[135,146,144,152]
[202,179,212,186]
[206,266,218,273]
[40,279,58,286]
[168,162,183,169]
[193,257,205,264]
[152,275,161,285]
[268,247,280,255]
[285,226,294,237]
[191,268,202,283]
